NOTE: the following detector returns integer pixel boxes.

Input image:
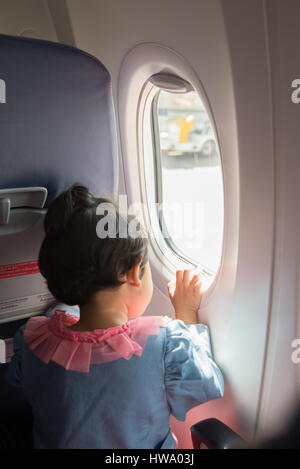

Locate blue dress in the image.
[6,306,224,449]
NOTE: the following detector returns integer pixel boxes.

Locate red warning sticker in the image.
[0,261,40,279]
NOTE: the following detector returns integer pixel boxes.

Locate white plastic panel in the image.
[255,0,300,437]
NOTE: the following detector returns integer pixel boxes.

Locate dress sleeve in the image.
[6,324,26,388]
[164,320,224,421]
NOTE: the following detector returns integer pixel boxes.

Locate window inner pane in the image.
[156,90,224,273]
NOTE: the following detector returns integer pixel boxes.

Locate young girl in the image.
[7,184,224,449]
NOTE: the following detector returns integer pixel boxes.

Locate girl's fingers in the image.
[183,269,190,286]
[175,269,202,290]
[194,281,203,295]
[191,274,200,285]
[176,270,183,284]
[167,282,175,298]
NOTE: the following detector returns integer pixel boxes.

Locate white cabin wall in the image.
[220,0,300,439]
[217,0,275,437]
[255,0,300,437]
[0,0,57,40]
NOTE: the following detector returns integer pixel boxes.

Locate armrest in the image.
[190,418,244,449]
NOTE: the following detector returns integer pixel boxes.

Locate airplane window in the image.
[151,88,224,276]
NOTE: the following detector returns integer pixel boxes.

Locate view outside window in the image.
[156,90,224,274]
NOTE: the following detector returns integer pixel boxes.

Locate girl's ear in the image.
[125,258,142,287]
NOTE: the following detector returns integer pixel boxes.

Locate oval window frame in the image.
[117,43,239,307]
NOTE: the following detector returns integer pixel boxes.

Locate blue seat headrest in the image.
[0,34,118,205]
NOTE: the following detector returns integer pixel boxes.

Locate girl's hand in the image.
[167,270,203,324]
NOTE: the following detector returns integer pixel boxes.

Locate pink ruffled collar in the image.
[49,312,136,343]
[24,311,171,372]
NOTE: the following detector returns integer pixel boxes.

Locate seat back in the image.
[0,35,118,438]
[0,33,118,329]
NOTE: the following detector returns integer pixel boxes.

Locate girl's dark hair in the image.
[39,184,148,306]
